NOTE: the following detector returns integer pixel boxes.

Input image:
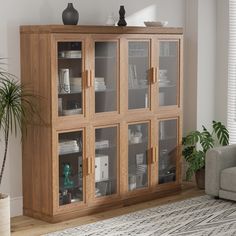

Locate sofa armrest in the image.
[205,144,236,196]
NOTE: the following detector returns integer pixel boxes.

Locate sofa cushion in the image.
[221,167,236,192]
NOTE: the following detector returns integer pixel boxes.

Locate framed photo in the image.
[136,153,144,165]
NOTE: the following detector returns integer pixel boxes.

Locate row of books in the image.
[59,140,80,155]
[95,140,109,149]
[95,77,106,91]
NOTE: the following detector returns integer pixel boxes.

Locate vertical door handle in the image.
[86,70,91,87]
[87,157,93,175]
[90,70,94,87]
[151,146,158,163]
[155,146,158,163]
[151,147,155,163]
[150,67,157,84]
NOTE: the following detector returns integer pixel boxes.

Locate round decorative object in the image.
[62,3,79,25]
[117,5,127,26]
[106,14,116,26]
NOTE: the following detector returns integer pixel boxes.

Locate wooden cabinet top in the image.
[20,25,183,35]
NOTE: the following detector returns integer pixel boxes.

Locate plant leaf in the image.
[182,131,202,146]
[185,150,205,180]
[200,127,214,152]
[212,120,229,146]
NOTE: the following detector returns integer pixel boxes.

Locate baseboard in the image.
[10,196,23,217]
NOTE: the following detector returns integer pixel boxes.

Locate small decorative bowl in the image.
[144,21,168,27]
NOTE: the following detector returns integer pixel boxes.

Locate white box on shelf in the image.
[95,155,109,182]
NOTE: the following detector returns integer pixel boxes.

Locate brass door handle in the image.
[87,157,93,175]
[151,146,158,163]
[150,67,157,84]
[90,70,94,87]
[86,70,90,87]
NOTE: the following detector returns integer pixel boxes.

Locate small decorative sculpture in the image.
[117,6,127,26]
[63,164,74,188]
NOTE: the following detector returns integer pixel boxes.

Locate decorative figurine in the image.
[117,6,127,26]
[106,13,116,26]
[63,163,74,188]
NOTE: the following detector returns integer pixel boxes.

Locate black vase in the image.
[117,5,127,26]
[62,3,79,25]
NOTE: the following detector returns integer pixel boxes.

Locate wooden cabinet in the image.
[20,25,183,222]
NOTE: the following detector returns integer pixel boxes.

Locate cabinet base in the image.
[23,184,181,223]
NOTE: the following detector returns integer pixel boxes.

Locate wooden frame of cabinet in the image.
[20,25,183,222]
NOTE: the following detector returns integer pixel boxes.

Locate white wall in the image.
[215,0,229,125]
[184,0,217,133]
[183,0,198,134]
[0,0,185,216]
[197,0,216,130]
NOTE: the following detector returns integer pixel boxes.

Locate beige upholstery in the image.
[205,144,236,200]
[221,167,236,192]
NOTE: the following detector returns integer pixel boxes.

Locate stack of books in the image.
[95,140,109,149]
[59,140,80,155]
[128,65,139,89]
[59,50,82,59]
[95,77,106,91]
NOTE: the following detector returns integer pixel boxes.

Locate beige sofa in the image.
[206,144,236,200]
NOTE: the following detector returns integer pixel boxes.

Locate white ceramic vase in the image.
[0,194,10,236]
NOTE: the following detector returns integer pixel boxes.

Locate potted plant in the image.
[0,59,36,235]
[182,120,229,189]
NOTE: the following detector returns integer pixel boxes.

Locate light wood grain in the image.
[20,25,183,35]
[20,25,184,222]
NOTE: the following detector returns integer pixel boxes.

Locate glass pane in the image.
[58,131,83,206]
[57,42,83,116]
[159,41,178,106]
[158,119,177,184]
[128,123,149,191]
[95,127,117,197]
[128,41,150,109]
[95,42,117,113]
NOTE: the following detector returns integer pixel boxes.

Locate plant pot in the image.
[0,194,10,236]
[195,168,205,189]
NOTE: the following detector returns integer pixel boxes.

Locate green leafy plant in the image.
[182,121,229,180]
[0,58,36,186]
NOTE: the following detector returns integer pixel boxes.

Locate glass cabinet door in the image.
[158,41,179,107]
[128,41,150,110]
[58,130,84,206]
[94,126,118,197]
[158,119,178,184]
[128,123,149,191]
[94,41,118,113]
[57,41,84,116]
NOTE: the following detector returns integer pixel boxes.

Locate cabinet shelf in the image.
[95,89,115,93]
[59,151,82,156]
[159,136,176,141]
[129,86,148,90]
[58,57,82,60]
[95,56,116,59]
[159,84,176,88]
[58,91,82,96]
[159,55,177,58]
[95,145,116,151]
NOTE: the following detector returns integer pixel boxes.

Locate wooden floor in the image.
[11,183,204,236]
